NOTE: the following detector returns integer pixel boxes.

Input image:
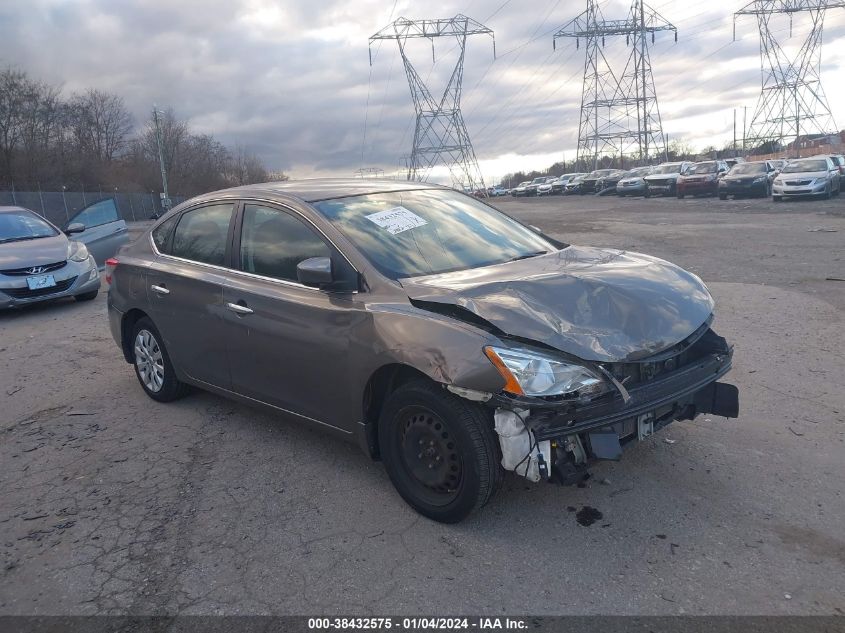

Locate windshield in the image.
[730,163,766,175]
[314,189,558,280]
[782,160,828,173]
[690,162,718,174]
[531,177,546,184]
[0,209,58,244]
[653,164,683,174]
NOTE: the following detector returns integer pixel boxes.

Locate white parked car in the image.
[772,157,841,201]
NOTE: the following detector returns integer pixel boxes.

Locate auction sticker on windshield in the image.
[366,207,428,235]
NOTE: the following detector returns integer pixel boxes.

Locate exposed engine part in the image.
[493,408,551,483]
[446,385,492,402]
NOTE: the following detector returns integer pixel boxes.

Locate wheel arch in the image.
[359,363,435,460]
[120,308,150,363]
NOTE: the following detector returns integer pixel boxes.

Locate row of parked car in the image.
[502,153,845,201]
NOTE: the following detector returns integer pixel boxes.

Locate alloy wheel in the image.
[134,329,165,393]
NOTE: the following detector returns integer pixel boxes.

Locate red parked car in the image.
[676,160,729,198]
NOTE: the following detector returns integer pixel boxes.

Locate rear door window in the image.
[170,204,234,267]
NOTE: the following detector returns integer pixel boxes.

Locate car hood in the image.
[723,173,765,180]
[0,234,68,270]
[779,170,828,179]
[400,246,714,363]
[645,173,680,180]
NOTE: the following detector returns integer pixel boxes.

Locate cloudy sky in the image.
[1,0,844,184]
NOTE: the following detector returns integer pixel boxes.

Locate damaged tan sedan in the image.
[107,180,738,523]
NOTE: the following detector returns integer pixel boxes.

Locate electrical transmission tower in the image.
[554,0,676,170]
[369,15,495,191]
[735,0,845,153]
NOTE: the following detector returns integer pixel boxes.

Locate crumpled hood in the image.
[400,245,714,363]
[0,234,68,270]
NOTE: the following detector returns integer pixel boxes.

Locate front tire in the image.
[131,317,189,402]
[718,193,727,200]
[378,380,502,523]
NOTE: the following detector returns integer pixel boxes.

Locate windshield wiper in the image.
[508,251,548,262]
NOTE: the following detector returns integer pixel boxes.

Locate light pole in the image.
[152,107,171,211]
[61,185,68,222]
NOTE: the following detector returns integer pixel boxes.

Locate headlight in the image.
[67,240,90,262]
[752,176,767,184]
[484,346,606,397]
[774,179,783,185]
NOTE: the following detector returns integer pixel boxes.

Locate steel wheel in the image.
[378,380,502,522]
[399,407,463,498]
[134,329,164,393]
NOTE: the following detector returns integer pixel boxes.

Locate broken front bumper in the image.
[490,346,738,481]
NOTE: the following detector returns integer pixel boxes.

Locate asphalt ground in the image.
[1,191,843,615]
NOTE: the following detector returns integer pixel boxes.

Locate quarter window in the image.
[239,204,331,282]
[151,215,179,254]
[171,204,234,266]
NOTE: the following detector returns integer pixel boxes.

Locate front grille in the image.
[602,325,727,390]
[785,179,812,186]
[1,261,67,276]
[1,276,77,299]
[649,178,672,186]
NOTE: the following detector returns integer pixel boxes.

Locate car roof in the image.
[186,178,447,204]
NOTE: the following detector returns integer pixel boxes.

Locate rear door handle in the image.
[226,302,253,315]
[151,284,170,295]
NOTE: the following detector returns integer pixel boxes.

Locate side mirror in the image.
[64,223,85,235]
[297,256,334,288]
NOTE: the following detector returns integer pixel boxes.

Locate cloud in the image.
[1,0,843,181]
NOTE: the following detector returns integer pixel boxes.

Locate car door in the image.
[221,201,364,431]
[146,202,236,390]
[64,198,128,266]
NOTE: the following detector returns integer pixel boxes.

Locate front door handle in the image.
[226,302,253,315]
[151,284,170,295]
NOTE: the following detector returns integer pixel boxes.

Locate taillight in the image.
[105,257,119,285]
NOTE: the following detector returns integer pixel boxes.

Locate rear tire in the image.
[74,289,99,302]
[130,317,189,402]
[378,380,502,523]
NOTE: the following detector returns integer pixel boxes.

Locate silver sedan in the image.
[0,206,101,308]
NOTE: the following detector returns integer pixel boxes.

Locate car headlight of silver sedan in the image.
[484,346,607,398]
[67,240,90,262]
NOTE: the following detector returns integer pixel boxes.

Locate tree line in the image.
[0,67,285,196]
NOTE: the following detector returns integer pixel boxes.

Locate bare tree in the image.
[0,68,276,194]
[67,89,134,162]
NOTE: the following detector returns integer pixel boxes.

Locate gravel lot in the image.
[1,192,843,615]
